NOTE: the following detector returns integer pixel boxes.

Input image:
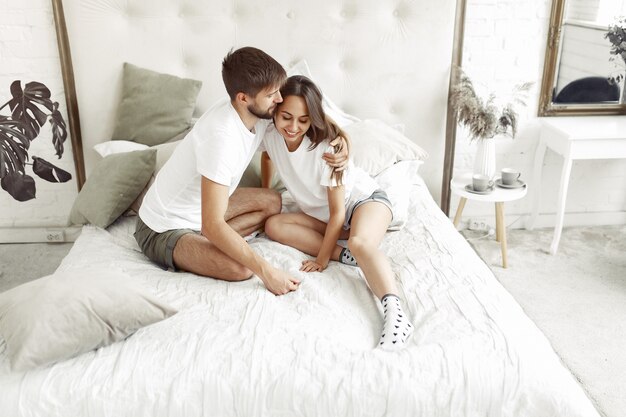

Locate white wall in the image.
[567,0,600,21]
[451,0,626,230]
[1,0,625,241]
[0,0,78,240]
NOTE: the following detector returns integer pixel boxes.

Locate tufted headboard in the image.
[53,0,463,206]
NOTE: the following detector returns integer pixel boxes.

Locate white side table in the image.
[528,116,626,255]
[451,173,528,268]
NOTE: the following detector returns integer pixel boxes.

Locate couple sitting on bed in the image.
[134,47,413,349]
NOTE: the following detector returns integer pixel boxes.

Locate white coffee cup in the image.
[472,174,493,191]
[501,168,521,185]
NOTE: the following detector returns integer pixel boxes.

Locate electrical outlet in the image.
[45,229,65,242]
[468,218,489,231]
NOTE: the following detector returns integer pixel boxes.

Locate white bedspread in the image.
[0,168,599,417]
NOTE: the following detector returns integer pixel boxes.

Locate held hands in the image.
[262,267,300,295]
[323,135,349,171]
[300,258,328,273]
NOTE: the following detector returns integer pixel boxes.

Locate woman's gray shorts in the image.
[344,189,393,229]
[134,217,198,270]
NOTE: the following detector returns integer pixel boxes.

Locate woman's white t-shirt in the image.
[140,98,268,232]
[261,124,378,224]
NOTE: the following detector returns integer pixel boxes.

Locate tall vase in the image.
[473,138,496,179]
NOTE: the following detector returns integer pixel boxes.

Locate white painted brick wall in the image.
[567,0,600,21]
[451,0,626,229]
[0,0,78,229]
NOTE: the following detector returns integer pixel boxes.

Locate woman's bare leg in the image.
[264,212,349,259]
[347,202,396,299]
[348,201,413,349]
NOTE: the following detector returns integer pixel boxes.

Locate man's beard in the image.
[248,103,275,120]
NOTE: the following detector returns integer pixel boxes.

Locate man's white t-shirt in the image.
[261,124,378,224]
[140,98,268,232]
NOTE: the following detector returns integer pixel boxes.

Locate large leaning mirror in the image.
[539,0,626,115]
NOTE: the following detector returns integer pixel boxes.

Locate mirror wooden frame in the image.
[538,0,626,116]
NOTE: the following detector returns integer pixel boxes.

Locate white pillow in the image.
[94,140,180,172]
[287,60,360,128]
[93,140,149,157]
[376,159,424,185]
[374,160,424,231]
[343,119,429,177]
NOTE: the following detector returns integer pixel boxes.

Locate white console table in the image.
[528,116,626,254]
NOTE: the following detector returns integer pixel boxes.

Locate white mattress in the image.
[0,167,599,417]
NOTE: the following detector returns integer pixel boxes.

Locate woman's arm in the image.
[261,151,274,188]
[301,185,345,272]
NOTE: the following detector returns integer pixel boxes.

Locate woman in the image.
[261,75,413,350]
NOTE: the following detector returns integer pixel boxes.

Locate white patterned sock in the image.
[377,294,413,350]
[339,247,358,267]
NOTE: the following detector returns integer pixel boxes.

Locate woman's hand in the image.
[323,135,349,171]
[300,259,327,272]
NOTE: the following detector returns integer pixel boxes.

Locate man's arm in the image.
[322,135,351,171]
[201,177,299,295]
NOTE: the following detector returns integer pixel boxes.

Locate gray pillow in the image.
[70,149,156,228]
[111,63,202,146]
[0,270,177,372]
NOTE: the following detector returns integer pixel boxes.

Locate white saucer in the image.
[495,178,526,189]
[465,184,494,195]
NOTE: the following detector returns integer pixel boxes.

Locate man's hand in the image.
[261,267,300,295]
[323,135,349,171]
[300,259,326,272]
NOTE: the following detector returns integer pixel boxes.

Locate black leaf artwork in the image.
[1,173,36,201]
[32,156,72,183]
[0,80,72,201]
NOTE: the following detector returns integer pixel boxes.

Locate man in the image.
[135,47,347,295]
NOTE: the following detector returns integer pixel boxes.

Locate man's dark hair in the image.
[222,47,286,100]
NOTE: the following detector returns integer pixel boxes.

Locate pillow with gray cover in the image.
[0,270,177,372]
[111,63,202,146]
[69,149,156,228]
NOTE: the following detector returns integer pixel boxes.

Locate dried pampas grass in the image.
[450,69,532,141]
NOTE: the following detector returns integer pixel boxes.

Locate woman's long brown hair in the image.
[278,75,349,185]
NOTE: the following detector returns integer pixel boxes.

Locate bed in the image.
[0,0,601,416]
[0,164,601,416]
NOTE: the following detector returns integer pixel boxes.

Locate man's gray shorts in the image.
[134,217,198,270]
